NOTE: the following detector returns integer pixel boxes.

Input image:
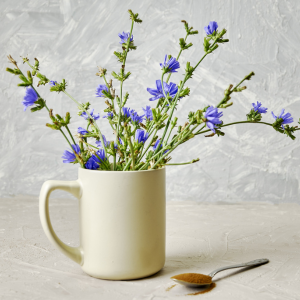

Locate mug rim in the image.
[78,166,165,173]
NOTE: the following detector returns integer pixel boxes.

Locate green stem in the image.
[62,90,107,158]
[165,33,189,84]
[161,72,167,98]
[153,78,186,155]
[194,121,274,136]
[123,157,132,171]
[65,125,76,145]
[165,125,175,144]
[127,136,135,170]
[166,159,199,166]
[83,142,98,149]
[216,76,248,108]
[153,39,219,156]
[151,123,200,170]
[59,128,73,149]
[114,19,135,170]
[102,75,110,90]
[136,128,158,163]
[102,75,114,108]
[21,62,84,166]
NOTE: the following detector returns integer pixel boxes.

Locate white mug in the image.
[39,167,166,280]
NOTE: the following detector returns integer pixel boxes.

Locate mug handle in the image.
[39,180,84,265]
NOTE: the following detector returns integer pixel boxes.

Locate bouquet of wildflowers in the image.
[6,10,300,171]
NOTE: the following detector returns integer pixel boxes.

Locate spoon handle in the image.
[208,258,269,278]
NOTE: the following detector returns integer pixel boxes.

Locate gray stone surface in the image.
[1,196,300,299]
[1,0,300,202]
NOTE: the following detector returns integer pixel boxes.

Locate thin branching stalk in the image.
[165,33,189,83]
[114,19,135,170]
[62,90,107,157]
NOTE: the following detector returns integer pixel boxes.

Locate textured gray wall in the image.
[1,0,300,203]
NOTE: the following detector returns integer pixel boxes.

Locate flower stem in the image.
[62,90,107,158]
[151,123,200,169]
[18,65,81,163]
[65,125,76,145]
[153,39,219,156]
[123,157,132,171]
[102,75,114,108]
[126,133,135,170]
[59,128,73,149]
[161,72,168,98]
[166,158,199,166]
[114,19,135,170]
[165,33,189,83]
[136,127,158,163]
[216,76,248,108]
[194,120,274,136]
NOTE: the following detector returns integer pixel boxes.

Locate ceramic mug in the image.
[39,167,166,280]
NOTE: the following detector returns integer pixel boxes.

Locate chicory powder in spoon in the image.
[171,273,212,284]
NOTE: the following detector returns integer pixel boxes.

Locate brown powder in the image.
[187,282,216,295]
[171,273,212,285]
[166,284,177,291]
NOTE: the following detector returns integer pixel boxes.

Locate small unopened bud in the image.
[171,117,178,128]
[111,88,115,98]
[7,55,18,68]
[181,122,189,131]
[244,71,255,80]
[96,66,107,77]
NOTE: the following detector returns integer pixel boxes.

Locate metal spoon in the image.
[171,258,269,287]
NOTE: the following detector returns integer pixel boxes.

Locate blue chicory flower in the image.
[62,144,80,164]
[147,80,178,101]
[204,21,218,35]
[135,129,149,144]
[160,55,180,73]
[103,112,113,119]
[204,106,223,133]
[153,139,162,152]
[118,31,133,44]
[85,149,106,170]
[153,139,169,154]
[77,127,89,135]
[122,107,144,124]
[252,101,268,114]
[95,84,109,97]
[95,136,118,150]
[81,109,100,121]
[22,87,38,111]
[142,106,153,121]
[122,107,131,118]
[95,135,109,148]
[129,110,144,124]
[49,81,57,87]
[271,109,293,129]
